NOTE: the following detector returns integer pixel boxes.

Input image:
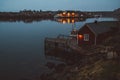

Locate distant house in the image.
[78,21,119,45]
[54,11,87,18]
[54,11,79,18]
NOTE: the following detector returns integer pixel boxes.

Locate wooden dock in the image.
[45,37,67,44]
[44,36,85,55]
[44,36,98,56]
[44,37,68,53]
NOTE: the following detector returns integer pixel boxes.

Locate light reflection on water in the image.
[0,18,117,79]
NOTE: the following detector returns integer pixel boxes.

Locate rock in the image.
[40,73,49,80]
[55,63,66,73]
[20,78,32,80]
[40,73,57,80]
[107,51,118,59]
[46,62,55,69]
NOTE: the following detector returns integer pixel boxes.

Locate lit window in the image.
[59,14,62,16]
[84,34,89,41]
[67,13,70,17]
[72,13,75,16]
[63,12,66,15]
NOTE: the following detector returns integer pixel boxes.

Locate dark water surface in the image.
[0,18,117,80]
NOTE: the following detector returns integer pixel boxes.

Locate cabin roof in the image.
[85,21,119,35]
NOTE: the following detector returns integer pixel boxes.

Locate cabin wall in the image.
[97,32,111,44]
[78,25,95,45]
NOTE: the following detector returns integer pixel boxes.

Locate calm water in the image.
[0,18,117,80]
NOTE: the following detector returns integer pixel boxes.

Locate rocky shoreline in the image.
[40,24,120,80]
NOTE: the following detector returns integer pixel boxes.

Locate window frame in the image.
[84,34,89,41]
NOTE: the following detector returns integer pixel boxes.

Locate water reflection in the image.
[0,17,86,23]
[54,18,86,24]
[0,17,118,79]
[0,18,55,23]
[44,34,81,65]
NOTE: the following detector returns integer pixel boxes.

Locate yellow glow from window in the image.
[72,19,75,23]
[72,13,75,16]
[63,12,66,15]
[67,13,70,17]
[67,19,70,23]
[62,20,66,24]
[58,19,62,22]
[59,14,62,16]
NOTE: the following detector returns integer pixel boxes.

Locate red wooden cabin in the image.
[78,21,119,45]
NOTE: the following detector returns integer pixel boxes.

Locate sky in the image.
[0,0,120,12]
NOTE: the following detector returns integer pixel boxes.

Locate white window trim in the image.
[84,34,89,41]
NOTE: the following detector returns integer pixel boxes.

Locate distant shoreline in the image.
[0,9,120,22]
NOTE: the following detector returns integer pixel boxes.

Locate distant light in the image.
[72,12,75,16]
[72,19,75,23]
[58,19,62,22]
[67,19,70,23]
[67,13,70,17]
[59,14,62,16]
[63,12,66,15]
[81,14,83,17]
[62,20,66,24]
